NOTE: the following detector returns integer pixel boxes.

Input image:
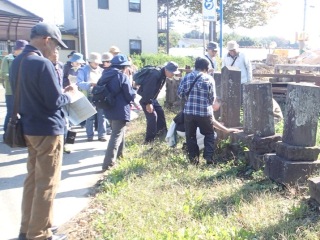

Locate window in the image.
[129,0,141,13]
[129,40,141,55]
[98,0,109,9]
[62,40,76,50]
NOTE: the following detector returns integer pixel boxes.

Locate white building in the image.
[62,0,158,61]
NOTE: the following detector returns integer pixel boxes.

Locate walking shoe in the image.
[46,234,67,240]
[87,138,93,142]
[18,226,59,240]
[98,137,107,142]
[63,145,72,154]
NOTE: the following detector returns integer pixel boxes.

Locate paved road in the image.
[0,86,109,240]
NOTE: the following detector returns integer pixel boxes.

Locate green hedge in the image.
[130,53,195,71]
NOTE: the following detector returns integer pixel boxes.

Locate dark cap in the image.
[207,41,218,50]
[165,61,180,74]
[67,50,76,58]
[111,54,130,66]
[14,40,28,50]
[30,22,68,48]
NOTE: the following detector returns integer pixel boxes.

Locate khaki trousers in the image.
[20,135,63,240]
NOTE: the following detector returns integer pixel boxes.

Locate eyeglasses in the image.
[103,61,111,63]
[48,37,60,50]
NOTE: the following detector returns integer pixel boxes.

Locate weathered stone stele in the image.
[243,82,275,137]
[220,66,241,128]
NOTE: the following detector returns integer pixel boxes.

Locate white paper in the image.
[63,92,97,125]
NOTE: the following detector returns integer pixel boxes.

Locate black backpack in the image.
[91,84,117,109]
[133,65,159,86]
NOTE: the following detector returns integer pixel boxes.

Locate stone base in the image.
[264,154,320,185]
[309,177,320,204]
[276,141,320,161]
[231,130,253,146]
[231,131,282,155]
[246,151,264,170]
[249,134,282,154]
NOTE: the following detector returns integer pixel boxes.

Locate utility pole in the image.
[303,0,307,31]
[78,0,88,60]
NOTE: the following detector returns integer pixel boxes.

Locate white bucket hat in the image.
[87,52,102,64]
[227,40,239,51]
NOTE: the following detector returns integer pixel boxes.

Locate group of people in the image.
[0,22,138,240]
[0,20,273,240]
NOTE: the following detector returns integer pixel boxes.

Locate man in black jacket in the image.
[138,61,180,143]
[10,22,76,240]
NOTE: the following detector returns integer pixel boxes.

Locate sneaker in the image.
[87,138,93,142]
[98,137,107,142]
[63,145,72,154]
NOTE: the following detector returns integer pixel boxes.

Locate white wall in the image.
[63,0,78,30]
[63,0,158,56]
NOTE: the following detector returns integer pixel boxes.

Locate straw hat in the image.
[109,45,121,55]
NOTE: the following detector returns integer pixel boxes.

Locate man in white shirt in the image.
[222,40,252,84]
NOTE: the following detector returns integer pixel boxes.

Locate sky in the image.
[9,0,320,44]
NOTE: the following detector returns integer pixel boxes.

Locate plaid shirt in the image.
[177,71,216,117]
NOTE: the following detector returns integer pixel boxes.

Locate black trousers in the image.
[184,114,215,163]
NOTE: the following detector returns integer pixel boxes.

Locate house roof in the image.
[0,0,43,41]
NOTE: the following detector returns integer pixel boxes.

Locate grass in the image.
[66,110,320,240]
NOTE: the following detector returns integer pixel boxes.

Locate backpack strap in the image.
[205,55,215,69]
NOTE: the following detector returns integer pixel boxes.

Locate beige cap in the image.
[109,45,121,54]
[101,52,113,62]
[87,52,102,64]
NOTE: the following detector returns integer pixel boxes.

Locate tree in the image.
[158,31,181,49]
[158,0,280,29]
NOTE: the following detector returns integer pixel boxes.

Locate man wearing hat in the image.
[10,22,77,240]
[205,41,219,76]
[97,54,136,171]
[222,40,252,84]
[138,61,180,143]
[77,52,108,142]
[0,39,28,140]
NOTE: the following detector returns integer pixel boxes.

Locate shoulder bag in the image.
[4,53,35,148]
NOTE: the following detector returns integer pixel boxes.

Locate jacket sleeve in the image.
[76,66,91,91]
[177,75,188,99]
[138,70,162,104]
[38,60,71,110]
[0,56,9,85]
[121,74,136,103]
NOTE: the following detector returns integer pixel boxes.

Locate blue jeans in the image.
[85,107,106,139]
[102,119,126,169]
[184,114,215,163]
[140,99,167,143]
[4,94,14,133]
